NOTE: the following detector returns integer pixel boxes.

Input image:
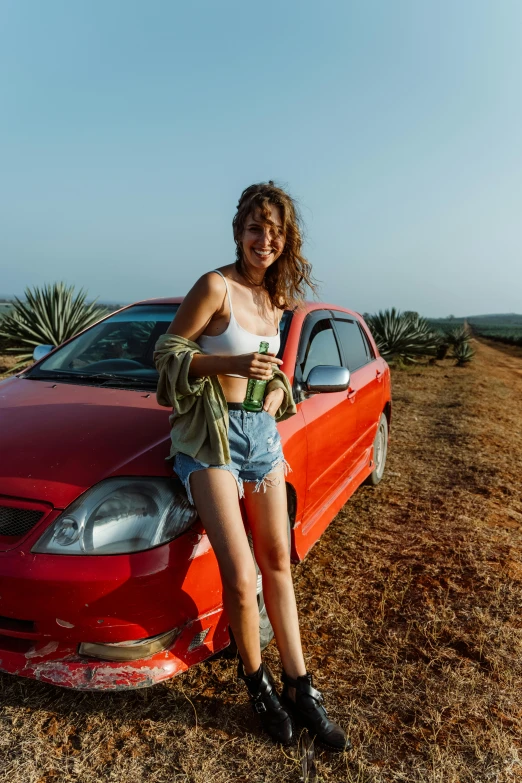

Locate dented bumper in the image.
[0,606,229,689]
[0,525,229,689]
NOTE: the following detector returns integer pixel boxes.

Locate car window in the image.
[359,322,376,360]
[301,320,342,380]
[334,319,371,371]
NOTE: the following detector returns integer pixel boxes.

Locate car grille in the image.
[0,615,36,634]
[0,635,34,654]
[0,506,44,537]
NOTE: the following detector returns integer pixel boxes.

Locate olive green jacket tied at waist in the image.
[154,334,297,466]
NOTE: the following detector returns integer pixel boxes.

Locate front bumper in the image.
[0,526,228,689]
[0,607,229,689]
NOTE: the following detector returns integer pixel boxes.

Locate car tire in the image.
[366,412,388,486]
[227,515,291,654]
[256,578,274,651]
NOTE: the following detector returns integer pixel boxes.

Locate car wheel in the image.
[256,572,274,651]
[366,412,388,486]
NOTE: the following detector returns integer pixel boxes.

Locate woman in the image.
[155,182,350,750]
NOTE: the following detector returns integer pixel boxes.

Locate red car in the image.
[0,300,391,690]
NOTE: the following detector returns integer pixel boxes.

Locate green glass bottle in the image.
[242,341,270,412]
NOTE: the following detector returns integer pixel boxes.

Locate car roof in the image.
[130,297,362,319]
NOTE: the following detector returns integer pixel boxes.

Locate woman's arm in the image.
[167,272,224,340]
[166,273,230,376]
[166,273,282,379]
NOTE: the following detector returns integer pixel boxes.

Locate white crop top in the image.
[197,270,280,378]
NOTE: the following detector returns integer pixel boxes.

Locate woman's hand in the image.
[263,387,285,417]
[230,352,283,380]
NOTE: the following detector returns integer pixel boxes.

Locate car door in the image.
[332,315,385,457]
[294,314,360,530]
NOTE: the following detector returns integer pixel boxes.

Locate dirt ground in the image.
[1,338,521,782]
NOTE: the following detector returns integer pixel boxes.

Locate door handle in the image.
[347,387,357,401]
[376,369,383,380]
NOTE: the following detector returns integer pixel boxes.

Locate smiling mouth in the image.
[253,249,273,258]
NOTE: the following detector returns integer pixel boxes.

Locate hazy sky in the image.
[1,0,521,317]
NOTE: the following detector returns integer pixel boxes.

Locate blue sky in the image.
[1,0,521,316]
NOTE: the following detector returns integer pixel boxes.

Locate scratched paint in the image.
[25,641,59,659]
[30,660,180,690]
[0,594,227,690]
[189,533,213,560]
[56,619,75,628]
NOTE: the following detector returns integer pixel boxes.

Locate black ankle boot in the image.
[238,661,294,746]
[281,671,351,751]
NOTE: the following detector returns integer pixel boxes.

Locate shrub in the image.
[365,308,440,363]
[447,324,472,350]
[0,282,106,369]
[453,341,475,366]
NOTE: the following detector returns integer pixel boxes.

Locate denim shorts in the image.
[174,404,291,505]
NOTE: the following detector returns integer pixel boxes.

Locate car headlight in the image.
[32,477,198,555]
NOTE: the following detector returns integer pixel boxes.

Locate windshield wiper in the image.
[27,371,157,388]
[98,376,157,388]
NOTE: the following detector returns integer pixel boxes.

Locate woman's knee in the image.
[221,562,258,603]
[255,542,291,578]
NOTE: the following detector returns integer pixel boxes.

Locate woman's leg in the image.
[242,466,307,680]
[190,466,294,745]
[244,466,351,751]
[189,468,261,674]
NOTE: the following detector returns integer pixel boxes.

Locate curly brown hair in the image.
[232,181,317,310]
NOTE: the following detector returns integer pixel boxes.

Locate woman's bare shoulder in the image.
[192,269,228,294]
[211,263,236,280]
[166,271,227,338]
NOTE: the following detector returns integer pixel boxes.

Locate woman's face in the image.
[240,204,285,274]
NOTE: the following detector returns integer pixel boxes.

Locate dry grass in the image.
[1,339,522,782]
[0,353,20,378]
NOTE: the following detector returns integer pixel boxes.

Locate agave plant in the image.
[453,341,474,366]
[0,282,107,369]
[434,334,450,360]
[447,324,472,350]
[365,308,440,363]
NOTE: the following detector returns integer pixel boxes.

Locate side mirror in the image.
[33,345,55,362]
[305,365,350,393]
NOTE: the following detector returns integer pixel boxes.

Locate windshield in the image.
[28,304,179,387]
[26,306,293,389]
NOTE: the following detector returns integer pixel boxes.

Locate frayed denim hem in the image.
[243,457,292,495]
[179,463,245,507]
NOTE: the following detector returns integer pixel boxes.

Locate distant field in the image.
[472,326,522,342]
[467,314,522,342]
[429,313,522,345]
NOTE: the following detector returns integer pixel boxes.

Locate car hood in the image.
[0,376,173,508]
